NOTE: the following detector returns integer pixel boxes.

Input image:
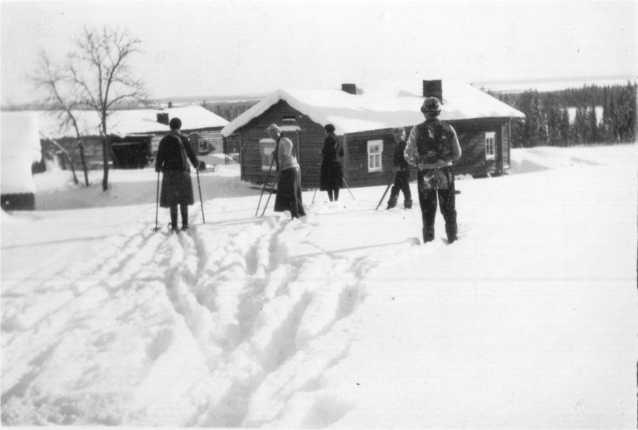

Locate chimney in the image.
[422,80,443,102]
[341,83,357,95]
[157,112,169,125]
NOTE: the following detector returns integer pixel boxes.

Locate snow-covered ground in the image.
[1,144,636,427]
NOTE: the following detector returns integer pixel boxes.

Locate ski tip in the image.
[441,237,459,245]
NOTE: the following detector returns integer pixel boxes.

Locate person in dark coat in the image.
[405,97,462,243]
[155,117,199,231]
[386,127,413,209]
[319,124,344,202]
[266,123,306,219]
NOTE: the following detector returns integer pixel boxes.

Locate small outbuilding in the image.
[38,104,228,169]
[222,80,525,188]
[1,111,42,210]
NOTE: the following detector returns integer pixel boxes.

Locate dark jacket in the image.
[321,134,344,163]
[155,132,199,172]
[405,119,462,191]
[320,134,344,190]
[405,119,461,166]
[393,140,409,170]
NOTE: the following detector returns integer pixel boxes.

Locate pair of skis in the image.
[153,169,206,232]
[310,176,356,204]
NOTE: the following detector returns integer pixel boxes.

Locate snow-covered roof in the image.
[222,81,525,136]
[36,104,228,139]
[1,111,41,194]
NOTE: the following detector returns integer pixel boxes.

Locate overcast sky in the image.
[1,0,636,104]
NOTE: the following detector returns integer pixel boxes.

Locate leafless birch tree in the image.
[33,27,146,190]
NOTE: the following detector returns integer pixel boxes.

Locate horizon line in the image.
[3,74,636,109]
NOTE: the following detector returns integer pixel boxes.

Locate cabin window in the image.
[367,139,383,172]
[259,138,276,171]
[485,132,496,160]
[188,134,205,154]
[210,136,223,152]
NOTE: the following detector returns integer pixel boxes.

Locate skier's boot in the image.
[404,199,413,209]
[386,195,397,210]
[170,206,179,232]
[422,226,435,243]
[445,223,458,243]
[180,204,188,231]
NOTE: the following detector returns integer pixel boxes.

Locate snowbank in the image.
[1,144,636,427]
[31,164,248,211]
[510,144,636,174]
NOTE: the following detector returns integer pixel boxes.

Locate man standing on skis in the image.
[405,97,462,243]
[386,127,413,209]
[155,117,200,231]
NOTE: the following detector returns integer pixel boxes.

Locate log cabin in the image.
[222,80,525,188]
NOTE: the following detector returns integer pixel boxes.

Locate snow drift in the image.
[1,144,636,427]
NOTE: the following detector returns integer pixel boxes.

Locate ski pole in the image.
[260,172,279,217]
[375,175,394,210]
[256,156,275,216]
[153,171,160,231]
[196,168,206,224]
[342,176,356,200]
[261,190,273,217]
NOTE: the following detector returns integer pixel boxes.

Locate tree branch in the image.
[32,26,147,191]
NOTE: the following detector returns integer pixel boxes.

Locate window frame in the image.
[485,131,496,161]
[198,140,208,153]
[367,139,383,172]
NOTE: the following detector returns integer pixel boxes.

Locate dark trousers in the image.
[388,170,412,207]
[275,167,306,219]
[417,173,457,241]
[327,188,340,201]
[169,204,188,229]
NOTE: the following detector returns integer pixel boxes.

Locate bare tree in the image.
[33,52,89,186]
[33,27,146,190]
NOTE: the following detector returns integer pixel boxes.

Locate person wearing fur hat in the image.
[319,123,344,201]
[155,117,200,231]
[266,123,306,218]
[405,97,462,243]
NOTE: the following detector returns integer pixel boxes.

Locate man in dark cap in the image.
[386,127,412,209]
[319,123,344,201]
[405,97,462,243]
[155,117,200,231]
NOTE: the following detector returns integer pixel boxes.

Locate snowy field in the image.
[1,144,637,427]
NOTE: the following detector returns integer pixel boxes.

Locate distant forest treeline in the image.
[490,83,636,147]
[7,84,634,149]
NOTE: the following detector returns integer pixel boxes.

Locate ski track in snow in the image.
[3,146,636,427]
[2,205,374,426]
